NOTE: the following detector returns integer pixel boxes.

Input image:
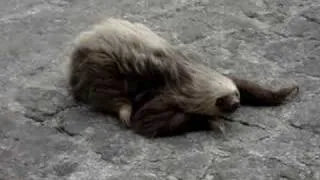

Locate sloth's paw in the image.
[119,104,132,127]
[274,84,299,104]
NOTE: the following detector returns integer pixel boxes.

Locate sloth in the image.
[68,18,299,138]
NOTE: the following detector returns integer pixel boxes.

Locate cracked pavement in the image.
[1,0,320,179]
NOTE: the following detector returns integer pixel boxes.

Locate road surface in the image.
[0,0,319,179]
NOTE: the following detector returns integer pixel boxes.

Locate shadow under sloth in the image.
[68,18,299,138]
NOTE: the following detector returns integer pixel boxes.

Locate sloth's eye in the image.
[216,98,224,106]
[235,92,240,97]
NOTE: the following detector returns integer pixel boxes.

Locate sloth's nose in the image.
[230,102,240,112]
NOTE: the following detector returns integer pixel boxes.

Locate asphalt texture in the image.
[0,0,320,180]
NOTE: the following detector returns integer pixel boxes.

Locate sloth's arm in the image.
[228,76,299,106]
[86,79,132,126]
[131,96,212,138]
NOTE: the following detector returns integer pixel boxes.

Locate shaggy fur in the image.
[68,18,299,138]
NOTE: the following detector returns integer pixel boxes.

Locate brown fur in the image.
[227,75,299,106]
[68,18,299,138]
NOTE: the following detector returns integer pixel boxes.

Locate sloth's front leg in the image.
[207,118,225,135]
[131,96,214,138]
[87,79,132,127]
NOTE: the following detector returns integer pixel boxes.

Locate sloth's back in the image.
[73,18,171,58]
[68,18,185,104]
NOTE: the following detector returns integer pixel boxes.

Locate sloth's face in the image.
[216,91,240,113]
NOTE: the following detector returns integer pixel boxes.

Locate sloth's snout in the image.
[216,95,240,113]
[229,101,240,112]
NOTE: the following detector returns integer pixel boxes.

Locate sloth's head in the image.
[175,65,241,116]
[196,67,241,115]
[215,91,240,113]
[211,74,240,114]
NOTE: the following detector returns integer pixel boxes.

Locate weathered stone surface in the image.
[0,112,78,180]
[0,0,320,179]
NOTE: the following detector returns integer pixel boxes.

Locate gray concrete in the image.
[0,0,320,179]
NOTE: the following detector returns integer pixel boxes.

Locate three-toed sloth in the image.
[68,18,299,138]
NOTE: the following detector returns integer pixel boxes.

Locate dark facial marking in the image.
[216,93,240,113]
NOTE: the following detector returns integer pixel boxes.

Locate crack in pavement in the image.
[289,122,320,135]
[55,126,79,137]
[22,103,80,122]
[301,14,320,25]
[17,104,83,138]
[220,116,267,130]
[280,174,292,180]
